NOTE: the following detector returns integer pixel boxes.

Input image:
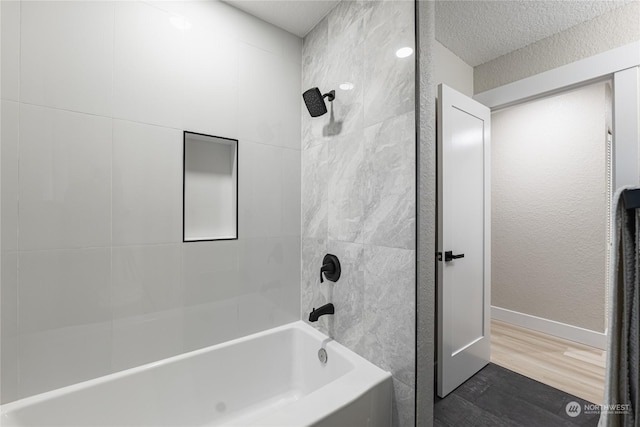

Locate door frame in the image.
[473,41,640,347]
[474,41,640,191]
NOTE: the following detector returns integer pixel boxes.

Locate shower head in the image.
[302,88,335,117]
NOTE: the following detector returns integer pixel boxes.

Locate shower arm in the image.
[323,90,336,102]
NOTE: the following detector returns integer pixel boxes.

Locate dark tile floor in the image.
[434,364,600,427]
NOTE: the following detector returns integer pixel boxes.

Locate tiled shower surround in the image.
[300,1,416,426]
[1,0,302,402]
[1,0,417,425]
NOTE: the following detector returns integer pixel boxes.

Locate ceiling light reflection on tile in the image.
[339,82,354,91]
[395,47,413,58]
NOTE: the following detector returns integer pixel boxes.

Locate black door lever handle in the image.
[444,251,464,262]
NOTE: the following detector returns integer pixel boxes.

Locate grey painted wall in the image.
[434,41,473,97]
[491,83,608,332]
[475,1,640,93]
[300,1,416,426]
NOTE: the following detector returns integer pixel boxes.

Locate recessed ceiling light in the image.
[170,15,191,31]
[339,82,354,91]
[396,47,413,58]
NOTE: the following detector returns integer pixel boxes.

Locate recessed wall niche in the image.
[183,131,238,242]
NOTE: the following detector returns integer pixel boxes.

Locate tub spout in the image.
[309,303,335,322]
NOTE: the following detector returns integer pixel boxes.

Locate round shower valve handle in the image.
[320,254,341,283]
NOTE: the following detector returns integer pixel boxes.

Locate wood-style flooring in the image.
[490,319,606,405]
[434,363,600,427]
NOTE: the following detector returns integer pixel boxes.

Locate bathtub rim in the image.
[1,320,392,425]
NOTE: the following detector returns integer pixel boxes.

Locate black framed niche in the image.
[183,131,238,242]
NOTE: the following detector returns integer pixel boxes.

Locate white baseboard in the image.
[491,306,607,350]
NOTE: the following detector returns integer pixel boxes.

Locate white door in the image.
[437,84,491,398]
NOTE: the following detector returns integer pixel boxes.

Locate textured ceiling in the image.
[224,0,629,61]
[436,1,630,66]
[223,0,339,37]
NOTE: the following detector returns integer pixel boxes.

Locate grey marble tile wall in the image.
[301,1,416,426]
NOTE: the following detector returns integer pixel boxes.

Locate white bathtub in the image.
[1,321,392,427]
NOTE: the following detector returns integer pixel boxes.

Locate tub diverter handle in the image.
[320,254,341,283]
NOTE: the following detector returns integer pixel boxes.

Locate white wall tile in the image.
[6,0,305,401]
[18,322,112,398]
[182,240,240,307]
[238,43,300,149]
[1,331,18,404]
[1,253,19,403]
[111,245,182,319]
[238,236,300,334]
[282,148,302,237]
[280,60,303,151]
[232,6,293,56]
[18,248,112,335]
[236,293,282,337]
[1,252,18,337]
[239,237,290,296]
[20,1,114,115]
[17,248,112,396]
[283,236,302,317]
[182,0,239,41]
[229,6,302,63]
[239,140,283,238]
[182,300,239,353]
[18,105,112,250]
[113,1,184,128]
[181,3,238,139]
[142,1,185,17]
[1,101,19,252]
[1,0,20,101]
[238,44,280,146]
[276,34,303,66]
[112,309,184,371]
[112,120,182,246]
